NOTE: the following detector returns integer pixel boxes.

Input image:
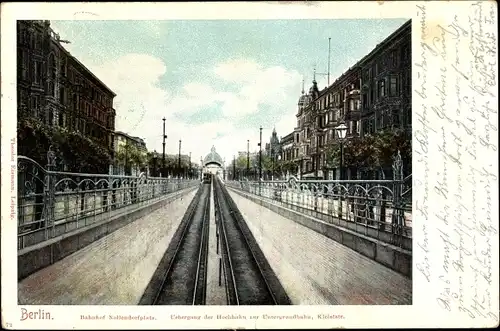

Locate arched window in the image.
[48,81,55,97]
[48,53,56,80]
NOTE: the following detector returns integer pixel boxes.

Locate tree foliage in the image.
[325,129,411,174]
[17,116,112,174]
[146,152,193,176]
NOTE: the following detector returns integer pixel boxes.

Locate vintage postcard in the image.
[1,1,498,329]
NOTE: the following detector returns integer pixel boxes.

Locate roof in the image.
[203,146,224,166]
[48,24,117,97]
[115,131,145,144]
[313,19,410,99]
[357,20,411,67]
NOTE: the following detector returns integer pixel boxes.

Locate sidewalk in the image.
[18,190,198,305]
[228,190,412,305]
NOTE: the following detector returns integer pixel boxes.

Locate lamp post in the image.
[247,139,250,180]
[223,158,226,180]
[258,127,263,195]
[178,139,182,178]
[314,135,319,179]
[259,126,262,180]
[162,117,167,177]
[189,152,192,179]
[277,154,282,179]
[233,155,236,180]
[124,140,129,176]
[271,147,275,181]
[335,122,348,180]
[153,150,158,177]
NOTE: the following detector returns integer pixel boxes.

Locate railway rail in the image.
[139,182,211,305]
[213,177,291,305]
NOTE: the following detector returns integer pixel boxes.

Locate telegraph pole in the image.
[233,155,236,180]
[178,139,181,178]
[162,117,166,177]
[247,139,250,180]
[315,38,332,88]
[259,127,262,195]
[328,37,331,86]
[259,126,263,180]
[200,156,203,180]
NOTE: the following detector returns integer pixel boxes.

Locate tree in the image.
[324,129,411,180]
[17,116,112,174]
[235,155,249,169]
[114,143,146,175]
[372,128,411,178]
[274,159,298,178]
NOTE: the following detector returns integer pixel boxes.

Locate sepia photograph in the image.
[16,18,412,306]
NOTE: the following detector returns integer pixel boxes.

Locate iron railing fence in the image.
[17,150,199,250]
[226,151,412,250]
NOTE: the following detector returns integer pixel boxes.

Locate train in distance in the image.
[202,173,212,184]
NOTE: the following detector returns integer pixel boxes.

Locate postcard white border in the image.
[1,1,498,329]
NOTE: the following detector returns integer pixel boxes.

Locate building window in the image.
[19,90,28,107]
[404,107,412,127]
[392,109,400,127]
[349,99,355,111]
[59,111,64,127]
[402,44,410,62]
[391,50,397,67]
[405,69,411,96]
[20,50,29,80]
[378,79,386,98]
[390,76,398,96]
[383,110,389,129]
[60,60,66,77]
[48,81,54,97]
[48,53,56,79]
[59,87,65,104]
[73,93,78,111]
[34,33,41,49]
[30,95,39,112]
[33,62,41,84]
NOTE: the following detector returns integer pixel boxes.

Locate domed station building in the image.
[202,146,224,177]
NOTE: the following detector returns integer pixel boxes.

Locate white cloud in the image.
[213,59,261,84]
[72,54,304,165]
[213,59,302,119]
[90,53,171,134]
[167,59,302,122]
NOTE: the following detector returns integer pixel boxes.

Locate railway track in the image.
[139,183,210,305]
[214,177,291,305]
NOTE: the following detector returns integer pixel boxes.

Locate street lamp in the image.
[335,122,348,180]
[247,139,250,180]
[258,126,263,195]
[178,139,182,178]
[162,117,167,177]
[200,156,203,180]
[277,154,282,179]
[258,126,262,181]
[233,155,236,181]
[271,147,275,181]
[153,150,158,177]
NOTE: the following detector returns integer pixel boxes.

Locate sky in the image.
[50,19,408,166]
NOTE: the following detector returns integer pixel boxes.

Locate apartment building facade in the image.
[17,20,117,165]
[289,20,411,179]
